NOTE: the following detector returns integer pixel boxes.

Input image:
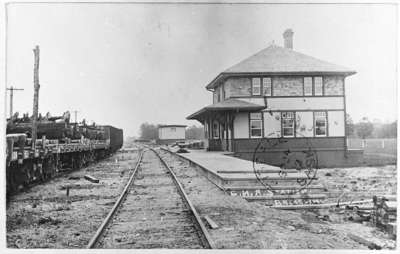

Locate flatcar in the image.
[6,112,124,197]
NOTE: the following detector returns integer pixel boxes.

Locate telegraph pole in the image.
[32,45,40,148]
[6,86,24,118]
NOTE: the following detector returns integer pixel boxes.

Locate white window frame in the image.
[282,112,295,138]
[304,77,313,96]
[250,112,262,138]
[314,111,327,137]
[262,77,272,96]
[252,78,261,96]
[314,77,323,96]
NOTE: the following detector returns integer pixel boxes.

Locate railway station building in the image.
[187,29,363,167]
[157,125,186,145]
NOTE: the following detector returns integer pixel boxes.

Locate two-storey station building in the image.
[187,29,363,167]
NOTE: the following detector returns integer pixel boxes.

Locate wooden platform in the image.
[162,148,327,206]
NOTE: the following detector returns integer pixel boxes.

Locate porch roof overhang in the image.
[187,99,265,122]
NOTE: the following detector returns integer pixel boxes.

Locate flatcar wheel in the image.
[37,161,45,182]
[77,154,84,169]
[49,155,56,177]
[71,155,77,170]
[21,161,32,188]
[44,155,56,178]
[82,153,88,167]
[6,165,17,195]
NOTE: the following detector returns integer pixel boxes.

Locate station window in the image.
[304,77,313,96]
[171,127,176,132]
[213,122,219,139]
[314,111,327,136]
[250,112,262,138]
[282,112,295,138]
[252,78,261,96]
[262,78,272,96]
[314,77,323,96]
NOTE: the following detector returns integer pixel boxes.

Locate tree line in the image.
[138,123,204,140]
[346,115,397,139]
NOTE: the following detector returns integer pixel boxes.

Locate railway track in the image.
[87,147,215,249]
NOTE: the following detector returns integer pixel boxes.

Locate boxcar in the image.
[103,125,123,153]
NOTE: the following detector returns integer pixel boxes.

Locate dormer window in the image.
[252,78,261,95]
[262,78,272,96]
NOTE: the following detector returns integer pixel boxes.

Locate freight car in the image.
[6,117,123,196]
[103,125,123,153]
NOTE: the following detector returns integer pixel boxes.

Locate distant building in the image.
[157,125,186,145]
[187,29,363,167]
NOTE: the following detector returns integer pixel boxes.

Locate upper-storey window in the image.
[250,112,262,138]
[262,78,272,96]
[314,77,323,96]
[252,78,261,95]
[304,77,313,96]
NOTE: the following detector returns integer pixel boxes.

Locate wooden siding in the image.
[232,137,346,153]
[234,149,363,168]
[272,77,303,96]
[324,76,344,95]
[328,111,345,136]
[266,97,344,111]
[224,78,251,98]
[233,113,249,138]
[296,111,314,137]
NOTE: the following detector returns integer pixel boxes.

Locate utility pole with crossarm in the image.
[6,86,24,118]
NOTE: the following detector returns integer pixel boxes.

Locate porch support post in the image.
[208,115,212,139]
[225,112,229,151]
[230,113,235,152]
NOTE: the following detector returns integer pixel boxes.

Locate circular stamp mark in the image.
[252,133,319,195]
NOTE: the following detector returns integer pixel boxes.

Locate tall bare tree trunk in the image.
[32,45,40,148]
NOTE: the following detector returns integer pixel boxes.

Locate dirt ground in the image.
[6,145,397,249]
[6,150,139,248]
[159,149,398,249]
[318,165,397,203]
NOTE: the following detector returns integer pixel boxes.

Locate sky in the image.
[4,2,398,137]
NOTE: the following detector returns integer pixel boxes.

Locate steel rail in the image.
[149,147,216,249]
[86,149,144,248]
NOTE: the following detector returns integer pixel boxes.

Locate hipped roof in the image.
[206,45,356,89]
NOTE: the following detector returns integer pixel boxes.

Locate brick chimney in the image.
[283,29,294,49]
